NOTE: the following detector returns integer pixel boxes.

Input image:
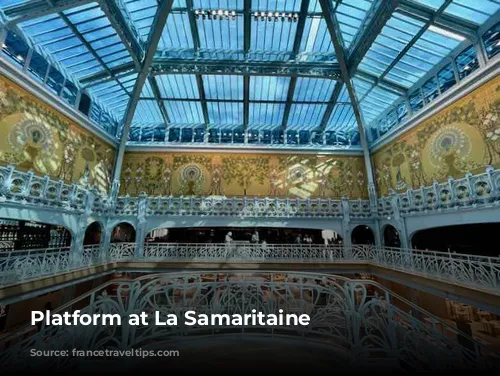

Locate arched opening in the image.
[111,222,136,243]
[383,225,401,248]
[83,222,102,246]
[0,218,71,251]
[411,223,500,257]
[351,225,375,245]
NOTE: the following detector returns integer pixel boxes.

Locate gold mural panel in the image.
[373,75,500,196]
[0,74,116,193]
[120,152,368,199]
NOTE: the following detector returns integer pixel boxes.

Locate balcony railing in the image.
[1,165,499,219]
[0,271,496,370]
[0,243,498,293]
[378,166,500,217]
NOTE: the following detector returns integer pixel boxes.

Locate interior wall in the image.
[120,152,367,199]
[373,75,500,196]
[0,74,116,194]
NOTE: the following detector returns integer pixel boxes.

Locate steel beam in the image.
[148,77,170,124]
[99,0,145,69]
[318,81,343,132]
[397,0,478,39]
[110,0,174,200]
[281,0,310,134]
[186,0,209,128]
[319,0,378,209]
[348,0,399,75]
[3,0,93,25]
[81,60,342,87]
[243,0,251,133]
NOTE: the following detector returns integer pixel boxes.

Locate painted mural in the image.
[373,75,500,196]
[120,152,368,199]
[0,74,115,193]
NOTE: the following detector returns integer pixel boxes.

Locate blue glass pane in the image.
[249,76,290,101]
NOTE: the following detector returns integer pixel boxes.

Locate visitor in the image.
[225,231,233,257]
[251,230,259,244]
[294,234,302,245]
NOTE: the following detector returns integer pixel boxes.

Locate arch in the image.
[83,221,103,246]
[351,225,375,245]
[383,225,401,248]
[111,222,136,243]
[0,217,72,250]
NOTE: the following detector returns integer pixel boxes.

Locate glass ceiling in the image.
[0,0,499,148]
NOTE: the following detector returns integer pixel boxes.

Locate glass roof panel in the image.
[335,0,375,49]
[406,0,446,10]
[249,103,286,129]
[249,76,290,101]
[132,100,164,127]
[299,13,336,62]
[164,101,204,124]
[293,78,335,101]
[158,11,194,51]
[443,0,500,24]
[287,104,327,130]
[156,75,200,99]
[250,16,298,61]
[207,102,243,126]
[203,75,243,100]
[358,12,426,76]
[196,12,243,59]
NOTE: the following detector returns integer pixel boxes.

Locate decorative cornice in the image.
[125,144,364,155]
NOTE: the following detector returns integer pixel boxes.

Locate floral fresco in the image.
[120,152,368,199]
[373,75,500,196]
[0,74,116,193]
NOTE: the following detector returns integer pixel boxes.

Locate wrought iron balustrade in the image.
[114,195,373,218]
[0,271,496,370]
[0,243,497,293]
[379,167,500,216]
[0,165,108,213]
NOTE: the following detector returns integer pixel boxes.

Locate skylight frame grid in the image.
[357,11,427,76]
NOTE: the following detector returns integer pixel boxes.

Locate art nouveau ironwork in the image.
[0,271,495,370]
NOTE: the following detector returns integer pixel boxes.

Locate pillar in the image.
[135,193,148,257]
[70,191,94,263]
[341,197,352,247]
[389,191,409,249]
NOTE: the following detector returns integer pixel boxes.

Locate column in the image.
[135,193,148,257]
[70,191,94,263]
[389,191,409,249]
[341,197,352,247]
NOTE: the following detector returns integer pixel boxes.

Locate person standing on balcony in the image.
[225,231,233,257]
[251,230,259,244]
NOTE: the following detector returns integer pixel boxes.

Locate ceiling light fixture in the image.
[194,9,237,20]
[251,10,299,22]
